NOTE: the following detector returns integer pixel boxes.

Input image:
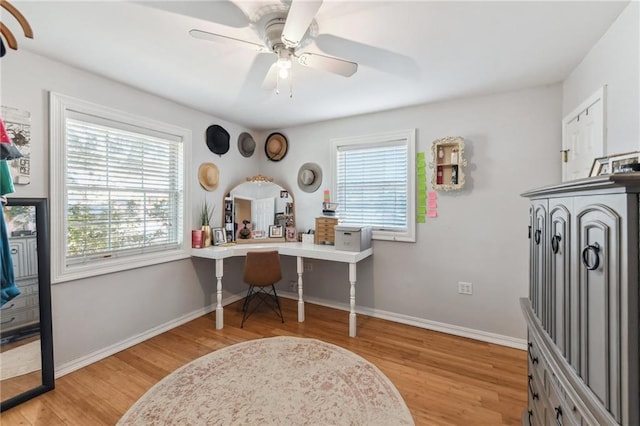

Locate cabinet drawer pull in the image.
[555,406,563,426]
[528,225,531,239]
[528,409,534,426]
[527,374,538,400]
[0,303,15,310]
[551,234,562,254]
[11,248,18,254]
[1,316,16,325]
[581,242,600,270]
[534,229,541,245]
[527,342,538,364]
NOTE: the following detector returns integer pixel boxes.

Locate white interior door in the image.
[562,87,606,182]
[252,197,275,235]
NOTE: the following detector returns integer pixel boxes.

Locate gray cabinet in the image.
[521,174,640,426]
[1,236,40,334]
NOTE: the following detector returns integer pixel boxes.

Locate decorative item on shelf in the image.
[269,224,284,238]
[322,202,338,217]
[285,226,297,242]
[451,148,458,164]
[192,230,204,248]
[429,136,467,191]
[200,199,214,247]
[212,227,227,245]
[238,220,252,239]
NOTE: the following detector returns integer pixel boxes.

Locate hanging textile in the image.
[1,194,20,307]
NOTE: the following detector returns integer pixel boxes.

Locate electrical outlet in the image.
[289,280,297,291]
[458,281,473,295]
[304,262,313,272]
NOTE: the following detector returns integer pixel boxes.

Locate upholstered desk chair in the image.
[241,251,285,328]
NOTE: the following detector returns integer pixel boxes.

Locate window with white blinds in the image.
[331,129,415,242]
[50,93,191,283]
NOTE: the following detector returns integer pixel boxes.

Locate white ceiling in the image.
[8,1,629,130]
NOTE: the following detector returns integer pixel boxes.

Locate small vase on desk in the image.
[201,225,212,247]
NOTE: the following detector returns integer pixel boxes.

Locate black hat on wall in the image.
[206,124,230,155]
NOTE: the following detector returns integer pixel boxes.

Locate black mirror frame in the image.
[1,197,54,412]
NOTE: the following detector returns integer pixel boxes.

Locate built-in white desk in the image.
[191,242,373,337]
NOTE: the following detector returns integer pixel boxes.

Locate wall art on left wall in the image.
[1,106,31,185]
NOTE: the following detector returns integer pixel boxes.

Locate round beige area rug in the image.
[118,336,414,425]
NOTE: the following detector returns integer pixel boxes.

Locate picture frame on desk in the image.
[609,151,640,174]
[269,225,283,238]
[213,227,227,245]
[589,156,609,177]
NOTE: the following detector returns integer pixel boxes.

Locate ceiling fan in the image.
[188,0,358,96]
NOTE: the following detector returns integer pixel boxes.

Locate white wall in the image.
[261,84,563,341]
[563,1,640,154]
[1,50,256,368]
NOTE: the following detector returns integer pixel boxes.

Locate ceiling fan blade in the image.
[281,0,323,48]
[189,29,269,53]
[297,53,357,77]
[262,62,279,90]
[315,34,420,80]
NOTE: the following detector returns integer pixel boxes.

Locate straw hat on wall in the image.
[265,132,288,162]
[198,162,219,191]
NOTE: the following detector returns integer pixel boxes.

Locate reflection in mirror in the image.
[224,175,294,243]
[1,198,54,412]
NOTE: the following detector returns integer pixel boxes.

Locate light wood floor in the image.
[1,298,527,425]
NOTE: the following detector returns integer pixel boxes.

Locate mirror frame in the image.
[223,175,295,243]
[1,197,54,412]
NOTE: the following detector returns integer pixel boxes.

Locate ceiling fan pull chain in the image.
[289,67,293,99]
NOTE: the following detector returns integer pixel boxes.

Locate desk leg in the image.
[215,258,224,329]
[349,262,357,337]
[296,256,305,322]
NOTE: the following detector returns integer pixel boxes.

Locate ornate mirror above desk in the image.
[1,198,54,412]
[223,175,295,243]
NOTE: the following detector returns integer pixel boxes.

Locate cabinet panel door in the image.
[531,200,548,323]
[549,199,571,360]
[9,240,28,278]
[574,200,621,423]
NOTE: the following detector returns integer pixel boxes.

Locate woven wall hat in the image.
[237,132,256,158]
[198,162,219,191]
[206,125,230,156]
[265,132,288,162]
[297,162,323,193]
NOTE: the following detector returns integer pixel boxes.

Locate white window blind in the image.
[49,92,191,283]
[332,129,415,242]
[65,117,183,261]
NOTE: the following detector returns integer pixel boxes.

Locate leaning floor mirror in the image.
[1,198,54,412]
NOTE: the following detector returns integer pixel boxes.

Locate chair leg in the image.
[241,285,254,328]
[271,285,285,324]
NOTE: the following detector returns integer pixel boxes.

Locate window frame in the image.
[331,129,416,242]
[49,92,192,283]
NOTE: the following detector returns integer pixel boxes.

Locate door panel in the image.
[575,202,621,422]
[549,200,571,360]
[531,200,547,321]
